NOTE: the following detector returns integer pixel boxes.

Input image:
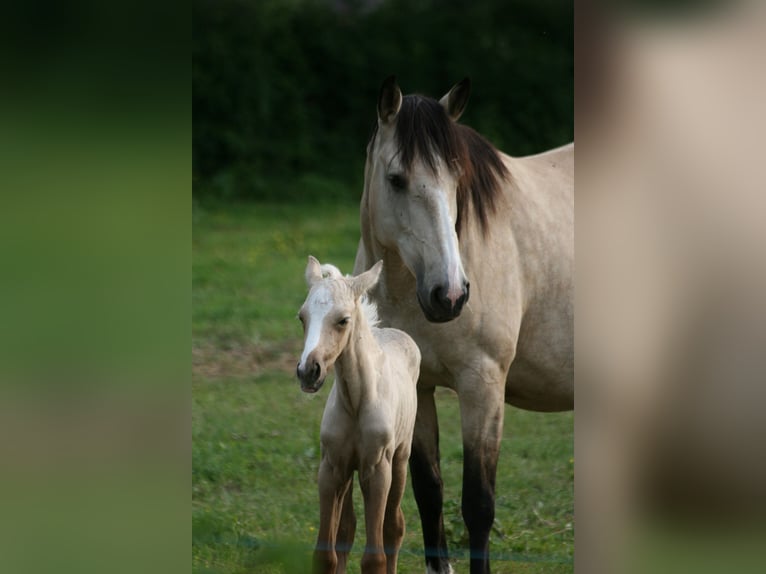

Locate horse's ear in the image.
[378,75,402,125]
[350,260,383,298]
[439,77,471,121]
[305,255,323,287]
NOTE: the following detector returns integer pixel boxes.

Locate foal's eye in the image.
[337,317,350,327]
[387,173,407,191]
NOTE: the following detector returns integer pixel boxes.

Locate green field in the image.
[192,201,573,573]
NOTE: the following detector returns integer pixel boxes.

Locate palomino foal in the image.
[297,256,421,574]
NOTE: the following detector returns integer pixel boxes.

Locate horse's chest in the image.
[379,311,459,387]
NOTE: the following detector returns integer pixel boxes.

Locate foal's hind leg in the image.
[409,386,452,573]
[335,476,356,573]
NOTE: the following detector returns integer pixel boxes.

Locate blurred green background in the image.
[193,0,573,202]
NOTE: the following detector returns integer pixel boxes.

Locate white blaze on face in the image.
[433,190,467,307]
[299,285,333,370]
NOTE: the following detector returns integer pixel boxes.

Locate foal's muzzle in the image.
[296,358,326,393]
[417,280,470,323]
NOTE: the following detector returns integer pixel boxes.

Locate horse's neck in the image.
[333,307,381,415]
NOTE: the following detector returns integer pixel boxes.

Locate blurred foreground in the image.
[577,2,766,573]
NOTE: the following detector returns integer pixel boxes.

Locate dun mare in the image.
[354,77,574,573]
[297,256,421,574]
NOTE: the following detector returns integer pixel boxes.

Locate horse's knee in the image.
[409,447,443,507]
[462,490,495,535]
[461,455,497,536]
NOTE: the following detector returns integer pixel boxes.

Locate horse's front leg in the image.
[314,457,349,574]
[359,451,393,574]
[458,370,506,574]
[409,386,452,574]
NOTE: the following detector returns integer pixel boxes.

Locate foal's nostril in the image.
[312,361,320,381]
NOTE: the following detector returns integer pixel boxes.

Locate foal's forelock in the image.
[369,94,509,237]
[300,280,379,365]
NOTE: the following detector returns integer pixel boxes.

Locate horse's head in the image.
[296,256,382,393]
[364,76,477,323]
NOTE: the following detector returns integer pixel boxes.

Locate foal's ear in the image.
[350,260,383,299]
[378,75,402,125]
[305,255,323,287]
[439,77,471,121]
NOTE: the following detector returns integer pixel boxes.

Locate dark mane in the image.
[369,94,509,237]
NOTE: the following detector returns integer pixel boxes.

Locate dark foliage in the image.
[193,0,573,201]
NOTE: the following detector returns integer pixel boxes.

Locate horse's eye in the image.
[387,173,407,191]
[337,317,350,327]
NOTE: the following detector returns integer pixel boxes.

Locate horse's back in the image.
[525,141,573,163]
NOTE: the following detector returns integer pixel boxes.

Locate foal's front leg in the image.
[383,447,409,574]
[359,452,393,574]
[314,457,349,574]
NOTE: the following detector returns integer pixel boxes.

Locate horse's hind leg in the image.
[383,448,408,573]
[409,386,452,574]
[335,476,356,573]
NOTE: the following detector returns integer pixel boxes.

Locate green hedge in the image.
[193,0,573,201]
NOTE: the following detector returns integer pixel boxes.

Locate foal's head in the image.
[296,256,383,393]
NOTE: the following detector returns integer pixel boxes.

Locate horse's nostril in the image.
[430,285,447,308]
[312,361,320,380]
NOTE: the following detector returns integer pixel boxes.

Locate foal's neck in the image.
[334,305,381,415]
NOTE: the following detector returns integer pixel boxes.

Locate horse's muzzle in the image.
[296,360,325,393]
[417,281,470,323]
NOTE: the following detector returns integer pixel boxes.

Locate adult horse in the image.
[353,77,573,574]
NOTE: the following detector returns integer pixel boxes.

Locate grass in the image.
[193,200,573,573]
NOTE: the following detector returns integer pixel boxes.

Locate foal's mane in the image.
[370,94,510,237]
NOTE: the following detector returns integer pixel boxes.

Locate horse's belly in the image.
[412,345,459,391]
[505,353,573,411]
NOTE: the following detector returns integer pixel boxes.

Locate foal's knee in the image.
[313,549,338,574]
[360,549,386,573]
[384,507,405,545]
